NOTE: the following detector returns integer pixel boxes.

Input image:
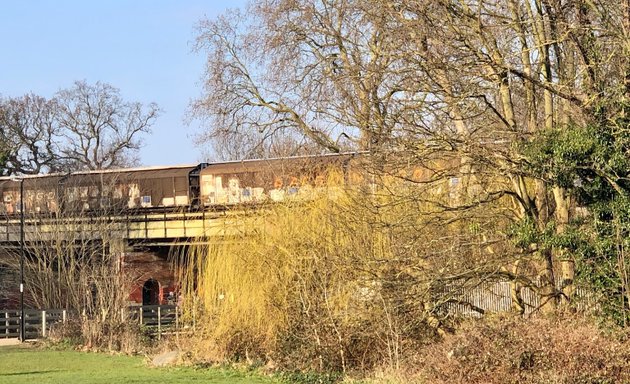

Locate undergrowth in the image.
[413,313,630,384]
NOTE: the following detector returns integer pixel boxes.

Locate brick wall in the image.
[122,251,177,305]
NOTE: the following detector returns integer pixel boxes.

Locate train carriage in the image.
[0,153,361,217]
[59,165,200,212]
[0,175,64,215]
[198,153,359,206]
[0,164,203,216]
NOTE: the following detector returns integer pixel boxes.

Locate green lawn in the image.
[0,345,279,384]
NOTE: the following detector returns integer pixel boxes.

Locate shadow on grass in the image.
[1,370,63,376]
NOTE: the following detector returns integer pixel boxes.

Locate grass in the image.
[0,345,279,384]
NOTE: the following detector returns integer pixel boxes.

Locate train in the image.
[0,153,360,216]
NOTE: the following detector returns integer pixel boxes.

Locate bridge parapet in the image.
[0,208,258,245]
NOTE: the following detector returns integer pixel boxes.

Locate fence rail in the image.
[126,305,179,340]
[2,284,597,341]
[442,280,597,317]
[0,309,67,339]
[0,305,181,340]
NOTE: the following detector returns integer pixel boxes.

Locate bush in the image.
[46,317,152,354]
[177,191,451,372]
[414,313,630,384]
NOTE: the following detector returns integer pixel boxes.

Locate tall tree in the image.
[54,81,160,170]
[0,94,57,175]
[0,81,160,175]
[190,1,407,156]
[193,0,629,316]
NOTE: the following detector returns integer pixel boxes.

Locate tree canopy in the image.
[192,0,630,322]
[0,80,160,175]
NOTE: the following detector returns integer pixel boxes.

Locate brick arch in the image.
[142,278,160,305]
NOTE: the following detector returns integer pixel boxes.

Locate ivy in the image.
[520,102,630,325]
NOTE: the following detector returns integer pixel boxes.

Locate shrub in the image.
[46,317,152,354]
[414,313,630,384]
[176,189,458,371]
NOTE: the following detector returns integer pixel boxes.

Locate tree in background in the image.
[195,126,326,161]
[0,80,160,175]
[0,94,58,175]
[189,1,400,156]
[55,81,159,170]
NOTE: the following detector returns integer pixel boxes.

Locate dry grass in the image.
[412,313,630,384]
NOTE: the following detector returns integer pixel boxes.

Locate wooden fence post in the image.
[42,310,47,338]
[4,312,8,336]
[62,309,67,323]
[157,306,161,340]
[139,307,143,325]
[175,306,179,344]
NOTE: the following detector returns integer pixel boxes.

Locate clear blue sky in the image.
[0,0,246,166]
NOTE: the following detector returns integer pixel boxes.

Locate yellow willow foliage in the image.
[176,185,398,355]
[175,171,515,365]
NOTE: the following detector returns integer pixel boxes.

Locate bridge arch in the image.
[142,278,160,305]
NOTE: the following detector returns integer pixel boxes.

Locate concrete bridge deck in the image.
[0,206,266,246]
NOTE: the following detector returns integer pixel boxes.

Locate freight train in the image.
[0,153,359,216]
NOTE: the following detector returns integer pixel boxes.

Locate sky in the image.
[0,0,246,166]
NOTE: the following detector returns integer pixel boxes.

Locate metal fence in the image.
[443,280,596,317]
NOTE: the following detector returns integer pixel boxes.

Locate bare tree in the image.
[192,0,629,315]
[199,127,327,161]
[190,1,409,155]
[55,81,160,170]
[0,81,160,175]
[0,94,58,175]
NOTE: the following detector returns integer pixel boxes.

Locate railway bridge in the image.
[0,153,357,307]
[0,206,257,245]
[0,205,264,307]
